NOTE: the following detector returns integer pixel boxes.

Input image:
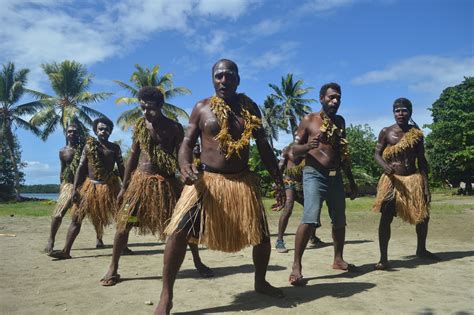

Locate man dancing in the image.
[50,117,124,259]
[289,82,358,286]
[275,145,323,253]
[100,87,212,286]
[155,59,285,314]
[44,123,87,254]
[373,97,440,270]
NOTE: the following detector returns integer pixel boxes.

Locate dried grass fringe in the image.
[164,170,268,253]
[71,176,121,237]
[373,173,429,224]
[116,170,182,238]
[52,183,74,217]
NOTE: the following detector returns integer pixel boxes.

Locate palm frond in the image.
[163,102,190,120]
[13,117,42,137]
[117,107,143,131]
[113,80,138,96]
[115,97,138,105]
[24,88,53,100]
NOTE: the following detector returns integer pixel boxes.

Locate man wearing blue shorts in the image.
[288,82,358,286]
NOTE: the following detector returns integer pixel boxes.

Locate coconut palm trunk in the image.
[3,124,20,200]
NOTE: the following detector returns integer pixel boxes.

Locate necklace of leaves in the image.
[134,117,178,177]
[86,137,112,181]
[61,139,85,183]
[319,111,351,166]
[210,93,262,160]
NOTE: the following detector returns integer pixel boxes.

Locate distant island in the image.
[20,184,60,193]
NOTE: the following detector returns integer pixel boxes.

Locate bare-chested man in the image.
[100,87,212,286]
[275,145,323,253]
[49,117,124,259]
[44,124,89,254]
[289,82,358,286]
[155,59,285,314]
[373,97,440,270]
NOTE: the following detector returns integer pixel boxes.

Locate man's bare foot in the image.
[416,250,441,261]
[374,261,390,270]
[100,273,121,286]
[96,239,105,248]
[122,247,134,255]
[154,300,172,315]
[44,241,54,254]
[49,250,72,260]
[195,262,214,278]
[289,273,308,286]
[255,280,284,298]
[332,259,358,272]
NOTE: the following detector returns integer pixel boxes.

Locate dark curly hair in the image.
[93,117,114,133]
[137,86,164,105]
[320,82,341,98]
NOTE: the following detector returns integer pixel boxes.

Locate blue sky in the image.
[1,0,473,184]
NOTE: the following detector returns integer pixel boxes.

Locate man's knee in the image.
[71,215,82,225]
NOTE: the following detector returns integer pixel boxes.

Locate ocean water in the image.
[21,193,59,201]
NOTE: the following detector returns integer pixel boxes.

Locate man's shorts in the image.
[301,165,346,228]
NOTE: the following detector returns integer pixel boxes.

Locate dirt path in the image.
[1,210,473,314]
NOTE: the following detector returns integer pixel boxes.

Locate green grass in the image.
[0,201,55,217]
[0,193,472,217]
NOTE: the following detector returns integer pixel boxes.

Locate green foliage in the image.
[19,184,60,193]
[115,64,191,131]
[345,124,379,192]
[260,96,287,148]
[248,144,281,197]
[268,73,316,137]
[29,60,110,141]
[0,132,25,201]
[0,62,42,200]
[425,77,474,189]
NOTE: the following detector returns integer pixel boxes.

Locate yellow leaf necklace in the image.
[210,94,262,159]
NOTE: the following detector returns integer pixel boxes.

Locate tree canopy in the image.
[115,64,191,131]
[425,77,474,190]
[29,60,109,141]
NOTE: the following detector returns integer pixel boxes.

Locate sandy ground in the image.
[1,207,473,315]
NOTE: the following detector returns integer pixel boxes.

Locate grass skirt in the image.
[373,173,429,224]
[164,170,269,253]
[116,170,182,238]
[71,176,121,237]
[52,183,74,217]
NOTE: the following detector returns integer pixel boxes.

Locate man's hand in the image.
[180,163,199,185]
[424,187,431,203]
[307,134,320,150]
[272,183,286,211]
[349,183,358,200]
[382,163,395,175]
[117,189,125,205]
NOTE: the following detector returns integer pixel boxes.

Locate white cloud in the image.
[299,0,356,13]
[0,0,256,89]
[23,160,59,178]
[196,0,258,19]
[352,55,474,93]
[249,19,284,37]
[203,31,229,55]
[250,42,299,69]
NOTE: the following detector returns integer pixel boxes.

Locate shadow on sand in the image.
[178,264,286,279]
[174,281,376,314]
[305,250,474,281]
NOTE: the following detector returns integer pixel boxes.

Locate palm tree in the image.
[269,73,316,139]
[0,62,44,200]
[29,60,111,141]
[114,64,191,131]
[260,95,285,149]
